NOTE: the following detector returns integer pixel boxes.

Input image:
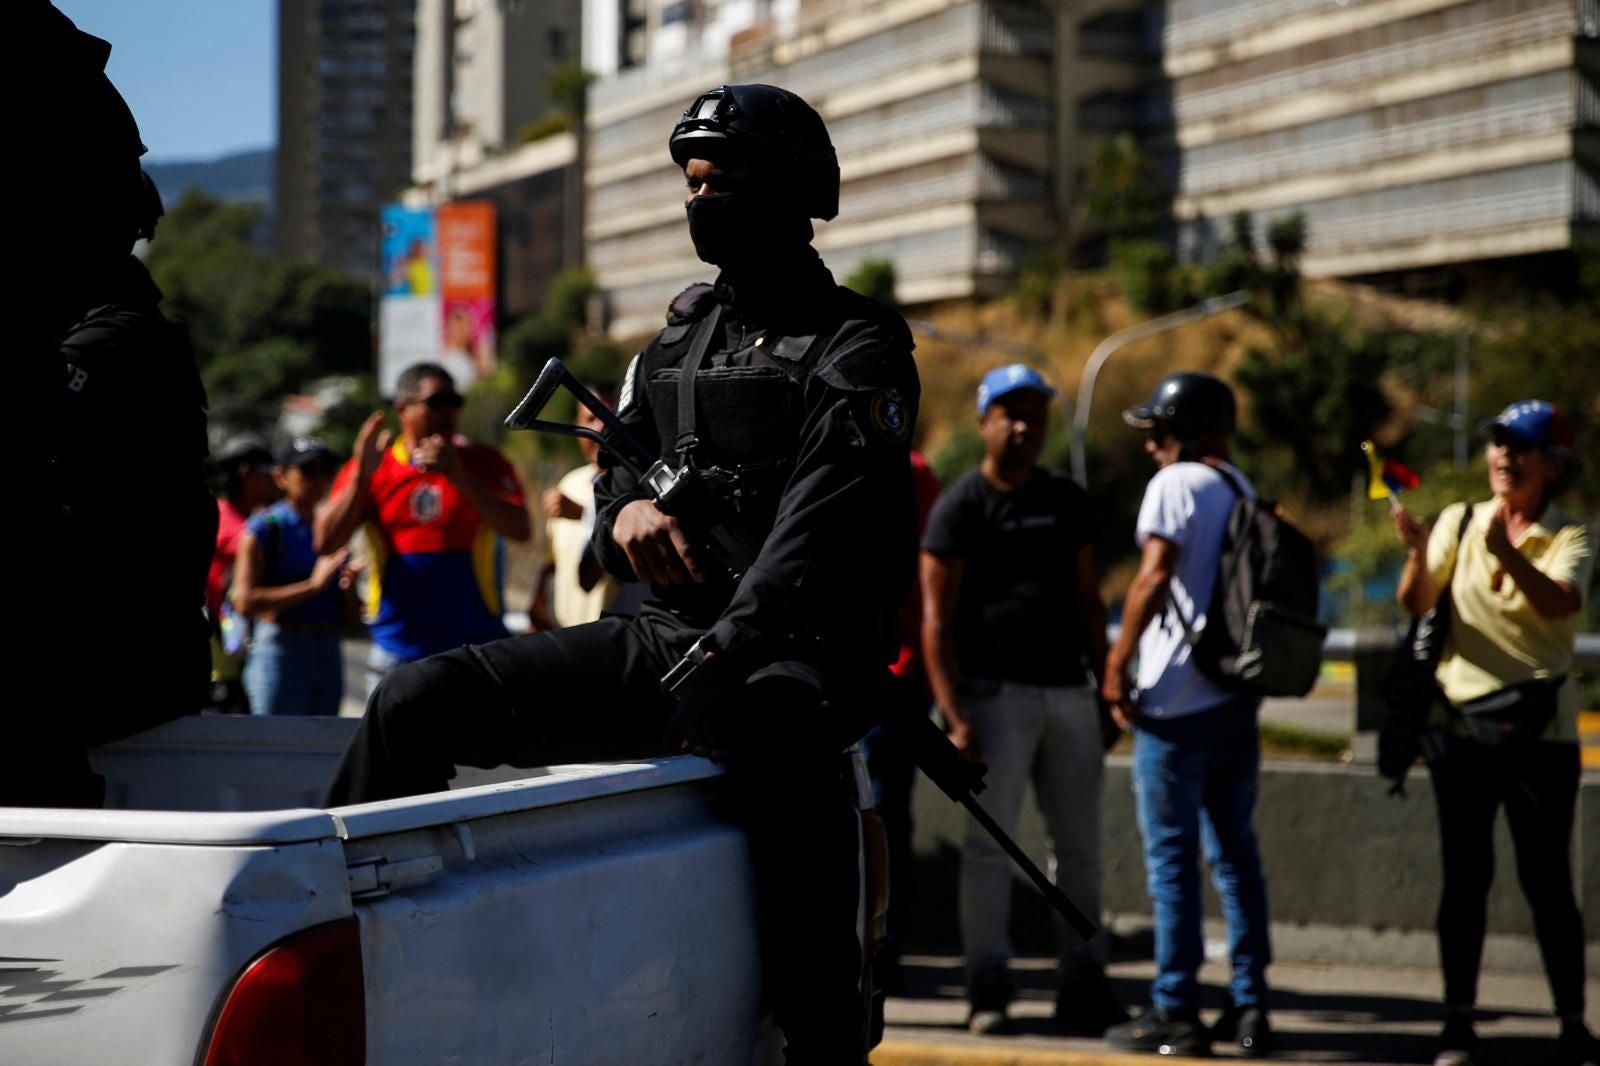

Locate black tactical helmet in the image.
[669,84,840,221]
[1123,372,1237,441]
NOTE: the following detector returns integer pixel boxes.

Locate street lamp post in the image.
[1070,290,1249,486]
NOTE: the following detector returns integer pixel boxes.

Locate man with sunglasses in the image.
[318,363,531,690]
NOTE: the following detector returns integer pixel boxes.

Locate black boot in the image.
[1054,966,1129,1035]
[1210,1004,1273,1058]
[1432,1011,1477,1066]
[1106,1006,1211,1056]
[1557,1020,1600,1066]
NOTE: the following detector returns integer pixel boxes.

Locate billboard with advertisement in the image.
[378,201,497,399]
[436,201,497,395]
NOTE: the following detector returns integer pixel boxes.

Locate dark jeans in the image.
[1427,734,1586,1018]
[326,610,871,1065]
[860,673,924,957]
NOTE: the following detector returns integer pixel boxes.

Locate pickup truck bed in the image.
[1,716,788,1065]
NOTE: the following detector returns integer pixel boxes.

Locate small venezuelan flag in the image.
[1362,440,1420,501]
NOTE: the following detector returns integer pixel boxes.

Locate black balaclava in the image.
[685,182,814,269]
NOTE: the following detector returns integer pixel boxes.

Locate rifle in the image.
[507,357,1098,941]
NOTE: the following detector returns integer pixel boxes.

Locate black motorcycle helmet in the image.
[1123,372,1237,442]
[669,84,840,221]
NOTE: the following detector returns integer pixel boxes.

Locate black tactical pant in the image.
[327,609,870,1064]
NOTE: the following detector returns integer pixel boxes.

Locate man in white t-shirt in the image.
[1101,372,1273,1059]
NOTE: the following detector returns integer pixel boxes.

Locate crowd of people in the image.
[199,344,1577,1066]
[28,7,1594,1060]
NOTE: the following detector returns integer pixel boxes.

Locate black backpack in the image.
[1175,463,1327,698]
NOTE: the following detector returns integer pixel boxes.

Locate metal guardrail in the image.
[1322,627,1600,671]
[513,616,1598,673]
[1098,624,1600,671]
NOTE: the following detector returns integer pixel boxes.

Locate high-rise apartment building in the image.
[276,0,417,279]
[1069,0,1599,277]
[583,0,1057,337]
[411,0,582,191]
[409,0,585,317]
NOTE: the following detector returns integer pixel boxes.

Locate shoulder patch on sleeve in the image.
[666,282,716,324]
[864,387,913,443]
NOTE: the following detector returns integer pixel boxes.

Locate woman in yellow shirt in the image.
[1392,400,1594,1066]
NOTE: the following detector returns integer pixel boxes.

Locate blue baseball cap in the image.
[1477,400,1573,452]
[976,364,1055,416]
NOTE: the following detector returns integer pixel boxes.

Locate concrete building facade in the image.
[583,0,1058,338]
[276,0,418,278]
[408,0,585,320]
[410,0,582,193]
[1071,0,1600,277]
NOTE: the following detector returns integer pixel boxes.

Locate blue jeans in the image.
[1131,697,1271,1011]
[244,621,344,717]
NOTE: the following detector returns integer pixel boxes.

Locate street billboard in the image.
[378,201,497,398]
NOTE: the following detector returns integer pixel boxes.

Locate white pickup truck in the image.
[1,715,883,1065]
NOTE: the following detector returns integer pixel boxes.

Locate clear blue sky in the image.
[56,0,274,163]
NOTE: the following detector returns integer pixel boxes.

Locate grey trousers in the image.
[960,680,1108,982]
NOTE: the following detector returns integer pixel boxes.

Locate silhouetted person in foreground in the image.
[8,3,216,807]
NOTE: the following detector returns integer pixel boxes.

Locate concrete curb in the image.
[872,1042,1210,1066]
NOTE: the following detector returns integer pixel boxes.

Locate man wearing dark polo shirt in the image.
[922,364,1123,1036]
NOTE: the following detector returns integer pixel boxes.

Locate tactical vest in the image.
[640,288,839,536]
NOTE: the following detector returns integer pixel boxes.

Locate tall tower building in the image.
[276,0,417,279]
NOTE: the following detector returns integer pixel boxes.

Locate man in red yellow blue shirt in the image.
[318,364,531,686]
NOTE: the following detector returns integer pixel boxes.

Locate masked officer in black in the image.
[7,3,218,807]
[327,84,920,1063]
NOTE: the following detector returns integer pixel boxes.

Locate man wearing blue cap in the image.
[922,364,1123,1035]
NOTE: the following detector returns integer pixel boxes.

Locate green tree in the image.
[1217,211,1393,503]
[145,190,374,438]
[844,259,897,306]
[547,62,597,123]
[1233,314,1394,502]
[1084,133,1165,238]
[1111,238,1191,313]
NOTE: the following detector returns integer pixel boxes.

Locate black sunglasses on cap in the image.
[419,391,464,411]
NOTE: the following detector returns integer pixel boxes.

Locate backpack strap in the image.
[1202,458,1247,499]
[1163,460,1249,649]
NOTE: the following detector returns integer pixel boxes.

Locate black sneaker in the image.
[1557,1021,1600,1066]
[1106,1006,1211,1056]
[1432,1013,1477,1066]
[1210,1005,1273,1058]
[966,964,1012,1036]
[1054,968,1129,1035]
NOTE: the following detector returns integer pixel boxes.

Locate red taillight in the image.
[202,918,365,1066]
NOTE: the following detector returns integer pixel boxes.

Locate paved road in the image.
[875,953,1598,1064]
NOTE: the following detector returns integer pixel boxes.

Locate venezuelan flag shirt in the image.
[333,437,526,662]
